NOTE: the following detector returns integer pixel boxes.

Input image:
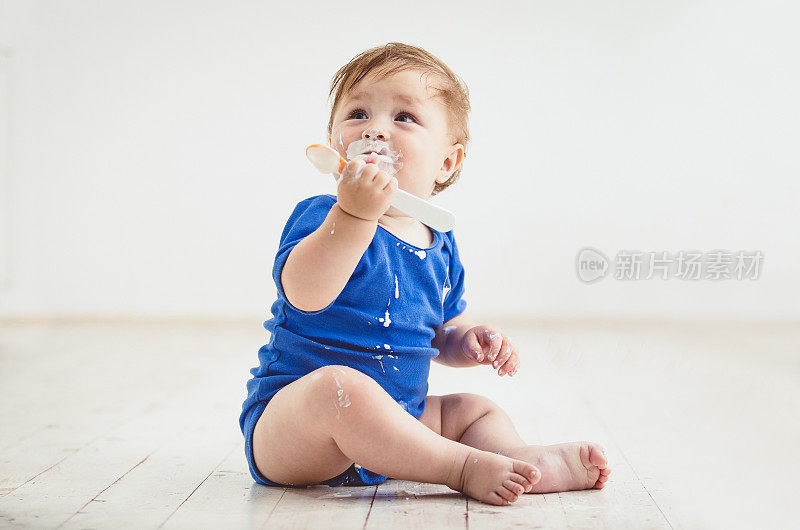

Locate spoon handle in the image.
[331,170,455,232]
[390,188,455,232]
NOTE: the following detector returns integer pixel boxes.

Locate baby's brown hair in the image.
[326,42,471,196]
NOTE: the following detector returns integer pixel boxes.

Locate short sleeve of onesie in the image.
[442,230,467,323]
[271,195,336,313]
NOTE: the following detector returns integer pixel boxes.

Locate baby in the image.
[240,42,610,506]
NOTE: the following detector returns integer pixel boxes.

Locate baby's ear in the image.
[439,143,464,179]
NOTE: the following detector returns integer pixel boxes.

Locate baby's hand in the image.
[336,153,399,222]
[461,325,520,377]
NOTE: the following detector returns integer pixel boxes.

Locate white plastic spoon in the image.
[306,144,456,232]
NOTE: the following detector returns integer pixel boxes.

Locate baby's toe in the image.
[588,443,608,467]
[504,479,525,496]
[600,467,612,477]
[487,491,509,506]
[592,473,611,489]
[511,460,540,484]
[496,486,520,503]
[508,473,533,492]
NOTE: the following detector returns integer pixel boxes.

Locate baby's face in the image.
[329,69,463,203]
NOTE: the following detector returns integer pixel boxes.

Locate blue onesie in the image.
[239,193,467,487]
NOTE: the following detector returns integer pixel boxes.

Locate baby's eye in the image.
[347,109,368,120]
[395,112,417,123]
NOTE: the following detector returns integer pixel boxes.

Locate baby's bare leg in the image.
[436,393,611,493]
[253,365,540,505]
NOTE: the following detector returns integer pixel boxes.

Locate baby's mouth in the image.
[360,151,391,159]
[352,151,394,164]
[345,140,404,176]
[361,147,389,156]
[350,147,396,164]
[346,140,393,159]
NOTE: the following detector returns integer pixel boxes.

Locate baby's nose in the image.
[363,128,387,141]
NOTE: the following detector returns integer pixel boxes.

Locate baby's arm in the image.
[281,202,376,311]
[432,312,479,367]
[282,157,396,312]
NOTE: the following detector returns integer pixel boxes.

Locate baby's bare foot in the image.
[448,449,541,506]
[502,442,611,493]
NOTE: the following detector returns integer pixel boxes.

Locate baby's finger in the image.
[383,176,398,191]
[483,329,503,362]
[463,332,485,362]
[492,337,514,370]
[372,169,392,189]
[498,354,519,377]
[340,159,366,181]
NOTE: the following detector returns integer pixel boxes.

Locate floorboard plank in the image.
[160,442,284,529]
[58,412,240,529]
[257,483,376,529]
[365,479,466,529]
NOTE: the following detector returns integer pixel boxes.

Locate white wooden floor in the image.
[0,318,797,529]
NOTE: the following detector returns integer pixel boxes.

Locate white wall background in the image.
[0,44,10,289]
[0,0,797,321]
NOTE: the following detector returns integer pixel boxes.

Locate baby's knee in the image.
[310,365,376,404]
[446,392,502,417]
